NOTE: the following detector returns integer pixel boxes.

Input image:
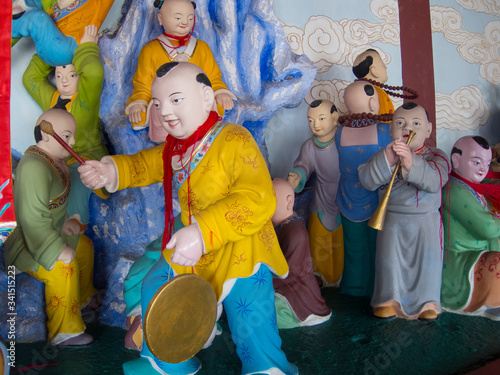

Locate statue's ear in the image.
[41,130,50,143]
[368,96,379,114]
[202,86,215,113]
[286,193,294,211]
[451,152,460,170]
[426,122,433,138]
[332,111,339,125]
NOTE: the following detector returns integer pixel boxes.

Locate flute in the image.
[368,130,416,231]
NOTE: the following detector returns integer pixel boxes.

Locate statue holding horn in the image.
[358,102,450,321]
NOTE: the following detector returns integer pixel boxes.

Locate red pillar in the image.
[398,0,436,146]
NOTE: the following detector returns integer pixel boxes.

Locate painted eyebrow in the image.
[169,92,182,97]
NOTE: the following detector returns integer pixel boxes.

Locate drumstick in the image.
[39,120,85,165]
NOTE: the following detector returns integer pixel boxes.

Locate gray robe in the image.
[291,137,340,231]
[358,146,450,316]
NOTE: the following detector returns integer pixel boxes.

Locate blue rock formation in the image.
[1,0,315,340]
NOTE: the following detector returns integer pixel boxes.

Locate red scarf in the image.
[161,111,220,249]
[450,170,500,213]
[162,16,196,49]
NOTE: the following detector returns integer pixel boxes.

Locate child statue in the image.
[272,177,332,328]
[4,109,98,345]
[352,49,418,118]
[23,24,109,229]
[79,61,297,375]
[125,0,235,139]
[287,99,343,285]
[358,102,450,320]
[441,135,500,320]
[353,49,394,115]
[335,80,392,298]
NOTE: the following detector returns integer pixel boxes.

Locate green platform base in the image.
[9,288,500,374]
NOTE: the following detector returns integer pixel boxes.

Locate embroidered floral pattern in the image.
[173,122,225,190]
[240,155,259,169]
[51,0,85,21]
[69,298,80,317]
[61,264,75,279]
[488,253,500,278]
[232,252,247,266]
[180,191,199,213]
[200,160,214,174]
[234,298,252,318]
[222,178,237,197]
[475,252,500,282]
[257,222,274,252]
[130,159,148,186]
[48,294,66,310]
[239,344,253,364]
[225,128,250,146]
[225,201,253,231]
[197,251,215,270]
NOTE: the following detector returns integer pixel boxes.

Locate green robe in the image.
[441,177,500,310]
[5,147,79,272]
[22,42,108,161]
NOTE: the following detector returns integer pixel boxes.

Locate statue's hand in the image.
[392,140,413,173]
[287,171,300,190]
[81,25,98,44]
[57,245,76,264]
[78,160,116,190]
[62,218,80,236]
[215,92,234,111]
[167,224,204,267]
[385,140,399,167]
[128,103,147,124]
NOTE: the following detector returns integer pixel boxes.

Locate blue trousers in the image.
[12,8,77,66]
[139,256,297,374]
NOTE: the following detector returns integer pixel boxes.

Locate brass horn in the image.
[367,130,416,231]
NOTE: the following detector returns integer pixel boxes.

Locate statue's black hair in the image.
[154,0,196,9]
[363,84,375,97]
[452,135,490,157]
[310,99,337,113]
[34,125,42,143]
[401,101,430,121]
[352,49,378,79]
[156,62,179,77]
[472,135,490,150]
[156,62,212,87]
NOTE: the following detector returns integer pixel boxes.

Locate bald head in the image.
[272,178,294,226]
[343,80,380,115]
[35,109,76,161]
[451,136,491,183]
[151,62,215,140]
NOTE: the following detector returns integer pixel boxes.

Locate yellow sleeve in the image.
[190,40,229,93]
[193,125,276,252]
[111,143,165,190]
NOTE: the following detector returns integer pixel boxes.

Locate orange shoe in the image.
[373,306,396,319]
[418,310,438,322]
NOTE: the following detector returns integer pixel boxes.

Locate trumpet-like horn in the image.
[367,130,416,231]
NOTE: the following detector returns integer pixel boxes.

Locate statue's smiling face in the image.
[55,64,79,99]
[151,63,214,140]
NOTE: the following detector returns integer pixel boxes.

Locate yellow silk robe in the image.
[111,122,289,301]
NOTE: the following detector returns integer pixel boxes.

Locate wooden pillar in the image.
[398,0,436,146]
